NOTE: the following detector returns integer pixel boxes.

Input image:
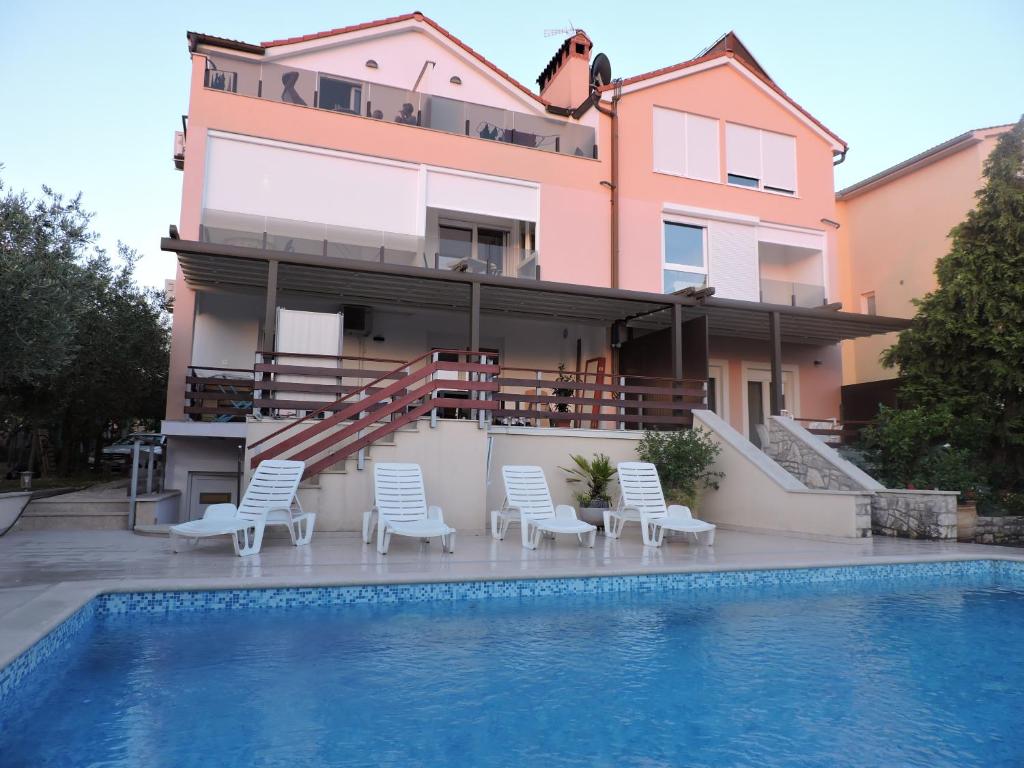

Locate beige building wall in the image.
[836,127,1009,384]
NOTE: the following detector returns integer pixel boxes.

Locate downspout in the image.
[594,80,621,288]
[833,147,848,166]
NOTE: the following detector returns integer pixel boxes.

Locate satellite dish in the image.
[590,53,612,89]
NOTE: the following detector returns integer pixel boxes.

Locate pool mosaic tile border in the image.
[2,558,1022,708]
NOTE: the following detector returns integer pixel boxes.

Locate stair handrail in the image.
[249,348,496,451]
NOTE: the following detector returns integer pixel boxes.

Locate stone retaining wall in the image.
[763,418,882,493]
[974,516,1024,546]
[870,490,959,540]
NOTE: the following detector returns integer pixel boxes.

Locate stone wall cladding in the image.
[871,491,958,540]
[974,516,1024,546]
[764,419,864,491]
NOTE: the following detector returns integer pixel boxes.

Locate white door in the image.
[744,367,796,448]
[187,472,238,521]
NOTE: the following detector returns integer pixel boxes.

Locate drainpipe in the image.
[833,147,848,166]
[594,80,621,288]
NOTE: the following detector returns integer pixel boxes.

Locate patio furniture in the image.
[499,465,596,550]
[608,462,715,547]
[170,460,312,556]
[363,463,456,555]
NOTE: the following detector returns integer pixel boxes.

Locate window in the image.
[319,75,362,114]
[437,222,509,275]
[861,291,877,316]
[726,123,796,195]
[652,107,720,183]
[663,221,707,293]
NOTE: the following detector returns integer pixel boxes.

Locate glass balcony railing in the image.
[203,54,597,159]
[200,208,540,279]
[760,278,826,308]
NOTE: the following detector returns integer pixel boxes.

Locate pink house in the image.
[160,13,906,530]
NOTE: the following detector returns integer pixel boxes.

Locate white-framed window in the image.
[726,123,797,195]
[662,220,708,293]
[861,291,877,316]
[652,107,720,183]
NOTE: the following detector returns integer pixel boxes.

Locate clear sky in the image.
[1,0,1020,287]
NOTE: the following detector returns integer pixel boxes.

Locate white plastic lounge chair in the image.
[500,465,596,550]
[170,460,311,556]
[363,463,455,555]
[607,462,715,547]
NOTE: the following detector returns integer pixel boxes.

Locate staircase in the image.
[249,350,499,479]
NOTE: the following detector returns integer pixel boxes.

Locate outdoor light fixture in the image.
[365,59,378,69]
[449,75,462,85]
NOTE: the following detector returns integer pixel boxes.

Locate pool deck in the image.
[1,527,1022,671]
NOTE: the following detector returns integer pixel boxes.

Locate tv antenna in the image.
[544,23,577,38]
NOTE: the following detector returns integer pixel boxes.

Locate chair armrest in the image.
[203,503,238,521]
[554,504,578,521]
[427,505,445,524]
[667,504,693,520]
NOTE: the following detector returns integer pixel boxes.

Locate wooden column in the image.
[261,259,279,352]
[468,282,481,352]
[671,303,684,380]
[768,310,783,416]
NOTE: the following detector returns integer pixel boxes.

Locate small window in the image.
[861,291,877,316]
[663,221,707,293]
[726,123,796,195]
[727,174,759,188]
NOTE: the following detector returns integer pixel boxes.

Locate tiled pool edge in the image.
[3,557,1023,708]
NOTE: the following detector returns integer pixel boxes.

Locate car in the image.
[97,433,165,467]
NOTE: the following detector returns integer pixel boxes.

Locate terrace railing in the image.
[759,278,827,308]
[202,53,597,160]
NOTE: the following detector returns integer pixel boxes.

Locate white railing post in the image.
[430,351,439,428]
[146,444,155,493]
[618,376,627,431]
[128,439,141,530]
[535,369,542,428]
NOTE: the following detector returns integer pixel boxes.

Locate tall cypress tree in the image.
[883,116,1024,488]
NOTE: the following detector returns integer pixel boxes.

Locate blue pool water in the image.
[2,573,1023,767]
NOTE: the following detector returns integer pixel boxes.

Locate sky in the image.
[1,0,1021,288]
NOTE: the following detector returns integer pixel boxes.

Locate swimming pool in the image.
[2,560,1023,767]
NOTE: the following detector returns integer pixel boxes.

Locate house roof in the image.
[598,31,846,151]
[836,124,1015,200]
[188,12,547,107]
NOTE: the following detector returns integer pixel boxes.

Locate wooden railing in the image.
[494,367,706,430]
[792,416,873,445]
[250,350,500,478]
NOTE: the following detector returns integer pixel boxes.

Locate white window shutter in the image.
[762,131,797,192]
[726,123,761,180]
[684,114,720,182]
[653,107,686,176]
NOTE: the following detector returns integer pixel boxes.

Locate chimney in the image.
[537,31,592,109]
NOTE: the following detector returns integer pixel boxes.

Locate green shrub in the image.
[636,428,723,508]
[858,405,985,495]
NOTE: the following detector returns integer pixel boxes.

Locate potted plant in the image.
[548,363,576,428]
[560,452,616,526]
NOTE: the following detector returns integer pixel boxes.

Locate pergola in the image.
[163,237,911,416]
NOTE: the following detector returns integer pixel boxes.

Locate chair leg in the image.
[491,511,501,540]
[604,510,618,539]
[521,520,536,550]
[500,515,511,540]
[170,532,181,553]
[703,528,715,546]
[446,531,456,553]
[362,511,376,545]
[291,513,315,545]
[377,521,390,555]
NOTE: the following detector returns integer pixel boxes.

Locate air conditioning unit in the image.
[343,305,373,336]
[173,131,185,170]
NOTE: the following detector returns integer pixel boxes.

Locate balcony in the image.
[200,209,541,279]
[759,278,826,308]
[202,54,597,159]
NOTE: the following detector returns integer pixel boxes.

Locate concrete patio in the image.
[0,526,1020,673]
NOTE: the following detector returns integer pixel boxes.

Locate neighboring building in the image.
[160,12,905,528]
[836,124,1013,387]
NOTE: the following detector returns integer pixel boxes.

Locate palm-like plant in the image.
[560,452,616,508]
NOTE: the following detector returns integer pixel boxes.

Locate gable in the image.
[260,24,545,115]
[618,57,842,153]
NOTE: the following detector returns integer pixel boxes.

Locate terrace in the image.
[201,53,597,159]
